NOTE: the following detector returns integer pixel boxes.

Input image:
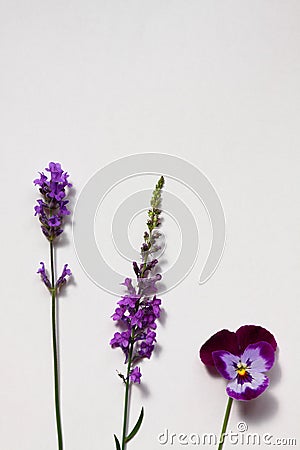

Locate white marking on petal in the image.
[241,342,275,373]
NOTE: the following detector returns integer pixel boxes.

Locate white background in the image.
[1,1,300,449]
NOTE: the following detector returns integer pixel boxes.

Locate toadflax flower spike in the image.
[111,176,165,450]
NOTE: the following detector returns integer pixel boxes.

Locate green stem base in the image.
[218,397,233,450]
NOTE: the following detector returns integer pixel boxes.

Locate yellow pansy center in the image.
[236,361,247,376]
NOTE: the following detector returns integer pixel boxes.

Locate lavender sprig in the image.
[111,176,165,450]
[34,162,72,450]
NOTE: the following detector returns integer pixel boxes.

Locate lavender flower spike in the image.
[111,176,165,450]
[34,162,72,241]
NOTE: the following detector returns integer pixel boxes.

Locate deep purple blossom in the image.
[34,162,72,241]
[200,325,277,401]
[130,366,142,384]
[200,325,277,366]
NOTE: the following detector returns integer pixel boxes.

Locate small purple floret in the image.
[56,264,72,289]
[37,262,51,289]
[130,366,142,384]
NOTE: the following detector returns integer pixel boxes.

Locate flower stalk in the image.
[217,397,233,450]
[121,331,135,450]
[111,176,165,450]
[50,241,63,450]
[34,162,72,450]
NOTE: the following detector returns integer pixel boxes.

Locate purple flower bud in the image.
[133,261,140,277]
[56,264,72,289]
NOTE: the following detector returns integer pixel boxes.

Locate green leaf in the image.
[114,434,121,450]
[125,407,144,443]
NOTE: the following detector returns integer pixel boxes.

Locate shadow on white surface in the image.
[237,391,279,424]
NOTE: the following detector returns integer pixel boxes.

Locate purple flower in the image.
[121,278,136,296]
[56,264,72,289]
[110,330,131,350]
[112,307,126,321]
[139,341,154,359]
[48,215,61,227]
[130,366,142,384]
[118,295,139,308]
[137,274,162,296]
[200,325,277,401]
[213,342,275,401]
[37,262,51,289]
[131,310,145,329]
[145,331,156,345]
[150,296,161,318]
[34,162,72,241]
[34,172,48,186]
[34,199,47,216]
[59,201,71,216]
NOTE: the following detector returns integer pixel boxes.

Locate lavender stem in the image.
[50,241,64,450]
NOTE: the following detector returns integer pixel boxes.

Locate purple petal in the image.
[241,341,275,372]
[236,325,277,354]
[226,373,270,401]
[199,329,239,366]
[212,351,240,380]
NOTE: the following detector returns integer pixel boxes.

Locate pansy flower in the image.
[200,325,277,401]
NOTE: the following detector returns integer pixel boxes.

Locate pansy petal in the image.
[226,372,269,401]
[236,325,277,353]
[212,351,240,380]
[200,329,239,366]
[242,341,275,372]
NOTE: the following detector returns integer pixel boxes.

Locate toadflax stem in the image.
[50,241,64,450]
[121,330,135,450]
[217,396,233,450]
